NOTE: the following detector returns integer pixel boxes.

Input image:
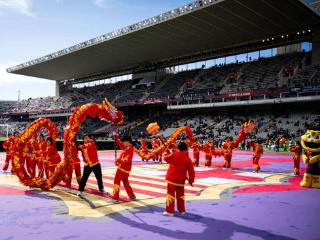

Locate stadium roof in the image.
[7,0,320,83]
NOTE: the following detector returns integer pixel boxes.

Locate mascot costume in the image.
[300,128,320,188]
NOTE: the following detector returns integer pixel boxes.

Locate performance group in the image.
[1,129,302,216]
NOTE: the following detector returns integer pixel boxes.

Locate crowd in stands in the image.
[1,108,319,153]
[1,50,319,151]
[0,101,16,113]
[11,96,73,112]
[3,51,319,114]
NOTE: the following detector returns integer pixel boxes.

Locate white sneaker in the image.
[76,191,83,197]
[163,211,174,216]
[179,212,186,215]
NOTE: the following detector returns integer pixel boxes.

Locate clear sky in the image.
[0,0,191,101]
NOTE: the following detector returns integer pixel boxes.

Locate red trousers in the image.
[113,169,135,200]
[166,183,185,214]
[25,156,36,178]
[204,154,212,167]
[223,155,232,168]
[65,163,81,187]
[253,156,261,172]
[153,154,162,163]
[141,150,149,161]
[42,162,58,179]
[293,156,300,175]
[193,152,200,167]
[50,166,56,178]
[36,159,44,178]
[2,153,13,172]
[153,155,158,162]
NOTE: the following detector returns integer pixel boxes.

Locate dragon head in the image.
[101,98,123,125]
[301,130,320,153]
[241,120,257,134]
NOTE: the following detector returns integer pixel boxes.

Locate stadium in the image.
[0,0,320,239]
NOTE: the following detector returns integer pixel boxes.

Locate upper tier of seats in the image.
[4,51,319,113]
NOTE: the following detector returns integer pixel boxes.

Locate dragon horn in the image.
[104,98,115,109]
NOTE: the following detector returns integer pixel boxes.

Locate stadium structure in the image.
[1,1,320,240]
[1,0,320,145]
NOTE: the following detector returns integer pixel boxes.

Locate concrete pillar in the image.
[55,81,60,97]
[312,25,320,65]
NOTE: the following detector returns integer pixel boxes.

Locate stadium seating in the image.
[147,69,200,100]
[1,51,319,146]
[0,101,17,113]
[11,96,73,112]
[5,51,319,113]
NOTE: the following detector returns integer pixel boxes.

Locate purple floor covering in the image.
[0,189,319,240]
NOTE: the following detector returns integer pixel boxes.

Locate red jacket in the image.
[140,138,149,152]
[151,138,161,149]
[222,141,235,157]
[81,140,99,167]
[33,139,47,159]
[23,141,33,157]
[202,142,214,156]
[289,144,301,160]
[3,136,13,154]
[115,135,134,173]
[164,151,195,186]
[191,141,201,153]
[46,144,61,166]
[250,142,263,158]
[171,141,178,152]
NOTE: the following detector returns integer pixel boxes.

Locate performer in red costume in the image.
[151,137,162,162]
[221,137,235,168]
[2,133,14,173]
[221,121,256,168]
[33,134,47,178]
[163,141,195,216]
[170,140,178,152]
[249,139,264,172]
[45,137,61,178]
[202,140,214,167]
[113,133,136,201]
[139,136,149,161]
[65,154,81,187]
[289,141,302,176]
[23,140,35,178]
[191,139,201,167]
[3,131,20,173]
[77,135,104,196]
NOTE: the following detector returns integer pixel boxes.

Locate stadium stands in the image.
[1,50,319,148]
[0,101,17,113]
[4,51,319,113]
[147,69,200,100]
[11,96,73,112]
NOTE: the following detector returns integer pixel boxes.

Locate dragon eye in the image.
[306,133,311,138]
